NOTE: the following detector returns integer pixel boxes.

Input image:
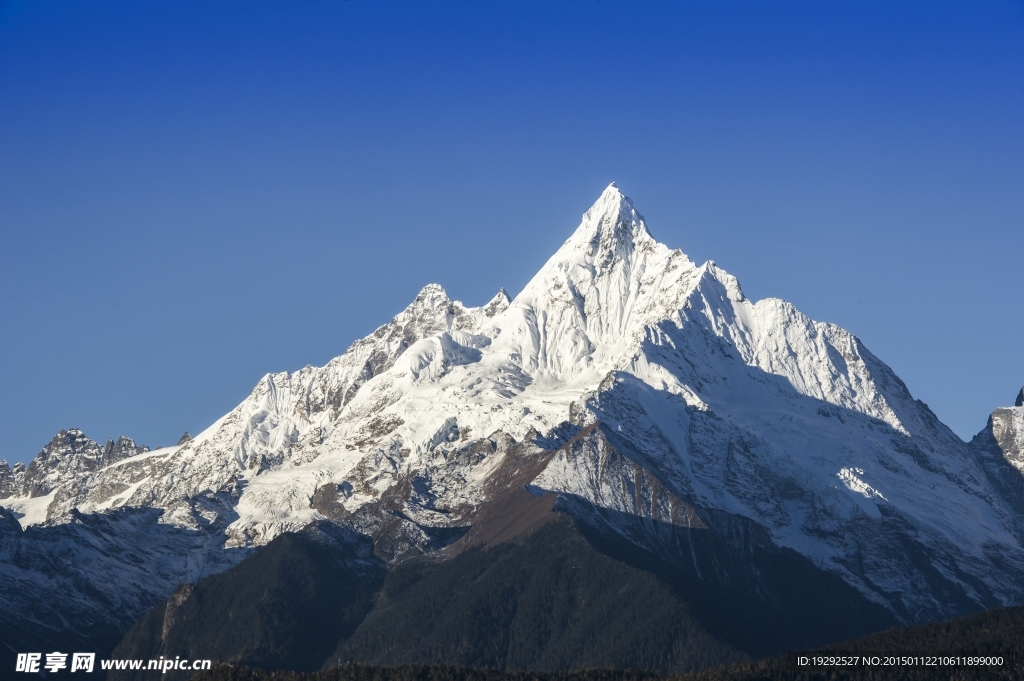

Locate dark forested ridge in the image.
[671,600,1024,680]
[190,602,1024,681]
[109,526,384,681]
[112,506,898,679]
[328,505,896,669]
[326,513,744,672]
[191,665,667,681]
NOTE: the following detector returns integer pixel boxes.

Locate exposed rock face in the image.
[971,392,1024,527]
[991,406,1024,470]
[0,506,21,560]
[0,461,16,499]
[3,185,1024,662]
[6,429,148,501]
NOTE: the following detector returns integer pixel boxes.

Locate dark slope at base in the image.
[566,502,896,659]
[332,512,894,670]
[0,506,250,681]
[191,605,1024,681]
[113,507,896,677]
[682,603,1024,681]
[327,515,745,672]
[194,665,667,681]
[110,528,384,680]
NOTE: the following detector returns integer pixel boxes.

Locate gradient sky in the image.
[1,1,1022,463]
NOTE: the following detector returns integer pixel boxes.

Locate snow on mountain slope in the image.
[0,504,247,659]
[3,184,1024,637]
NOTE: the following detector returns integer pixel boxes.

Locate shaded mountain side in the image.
[110,527,385,681]
[113,506,896,678]
[191,605,1024,681]
[679,603,1024,681]
[564,502,897,658]
[334,510,894,669]
[327,515,746,673]
[0,506,248,681]
[971,403,1024,524]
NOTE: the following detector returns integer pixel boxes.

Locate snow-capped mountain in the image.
[3,184,1024,657]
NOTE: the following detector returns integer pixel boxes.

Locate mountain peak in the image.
[500,185,696,379]
[550,183,654,272]
[584,182,642,226]
[402,284,452,317]
[415,283,449,300]
[1016,386,1023,407]
[481,288,511,318]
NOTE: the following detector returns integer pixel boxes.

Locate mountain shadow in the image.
[563,500,897,658]
[0,505,248,681]
[112,504,897,678]
[109,525,384,681]
[188,600,1024,681]
[677,602,1024,681]
[327,514,747,673]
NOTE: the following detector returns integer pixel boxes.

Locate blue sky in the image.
[1,0,1021,462]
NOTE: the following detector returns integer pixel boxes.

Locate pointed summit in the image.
[501,185,696,378]
[582,183,648,232]
[481,288,511,318]
[551,183,655,273]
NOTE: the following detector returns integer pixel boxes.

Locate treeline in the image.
[650,600,1024,680]
[192,598,1024,681]
[192,664,665,681]
[190,658,1017,681]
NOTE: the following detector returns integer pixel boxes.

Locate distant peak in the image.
[48,428,90,447]
[485,287,511,306]
[408,284,451,310]
[511,184,668,318]
[393,284,454,322]
[417,283,448,298]
[482,288,512,317]
[1016,386,1023,408]
[177,432,193,446]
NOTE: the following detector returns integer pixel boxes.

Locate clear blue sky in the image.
[1,1,1021,463]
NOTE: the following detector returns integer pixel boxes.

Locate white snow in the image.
[4,491,56,527]
[98,445,179,472]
